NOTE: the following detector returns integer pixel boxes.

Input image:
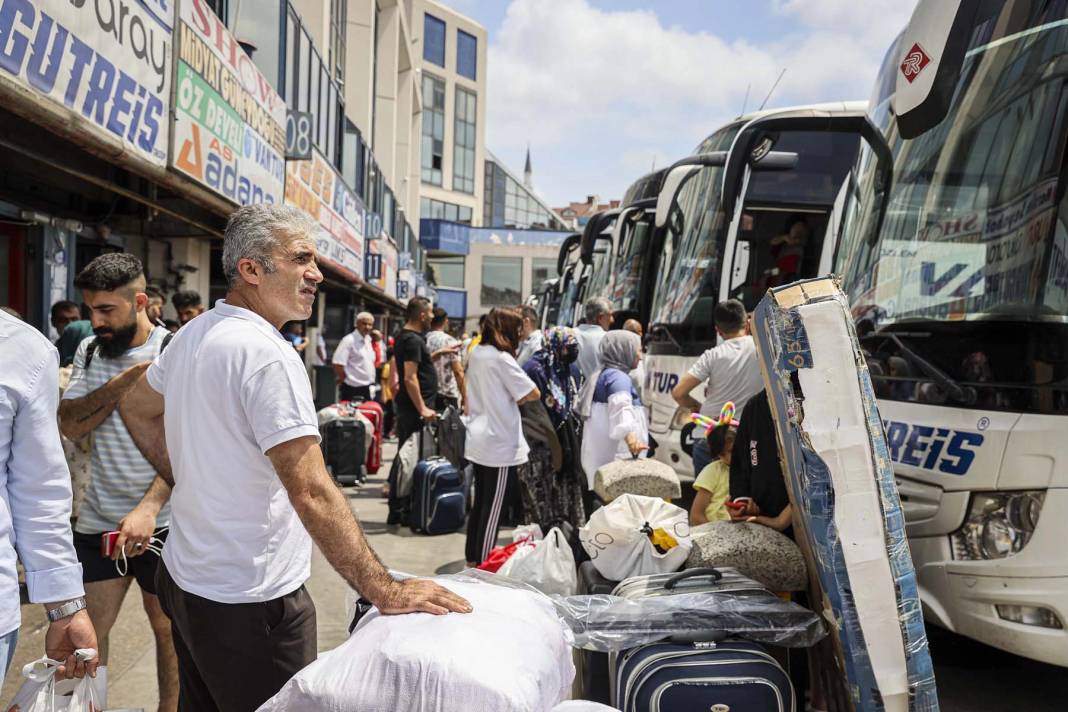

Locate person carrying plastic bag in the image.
[6,649,103,711]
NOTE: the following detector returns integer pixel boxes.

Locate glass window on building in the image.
[430,256,465,289]
[481,257,522,306]
[298,29,311,112]
[531,257,555,288]
[285,8,297,103]
[421,198,473,224]
[424,14,446,67]
[205,0,227,20]
[457,30,477,80]
[453,87,476,194]
[330,0,347,82]
[228,1,282,90]
[421,73,445,185]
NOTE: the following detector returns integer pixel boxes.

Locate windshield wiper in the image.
[862,332,977,406]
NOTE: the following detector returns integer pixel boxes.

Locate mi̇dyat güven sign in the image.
[171,0,285,205]
[0,0,174,165]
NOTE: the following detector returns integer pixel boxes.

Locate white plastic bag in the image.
[512,523,544,543]
[498,527,577,596]
[579,494,692,580]
[6,654,105,712]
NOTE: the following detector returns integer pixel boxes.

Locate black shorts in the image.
[73,529,168,594]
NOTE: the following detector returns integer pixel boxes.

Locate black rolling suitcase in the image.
[320,413,366,486]
[609,568,796,712]
[577,561,618,704]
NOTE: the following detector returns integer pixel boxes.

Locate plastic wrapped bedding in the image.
[554,586,826,652]
[751,278,938,712]
[258,575,574,712]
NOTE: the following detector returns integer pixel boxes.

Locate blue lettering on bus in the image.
[882,420,983,476]
[650,372,679,394]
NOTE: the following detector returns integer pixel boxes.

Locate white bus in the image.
[642,102,889,476]
[834,0,1068,666]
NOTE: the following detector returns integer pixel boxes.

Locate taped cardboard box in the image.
[752,277,938,712]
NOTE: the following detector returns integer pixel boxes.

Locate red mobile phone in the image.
[101,531,121,557]
[725,499,747,510]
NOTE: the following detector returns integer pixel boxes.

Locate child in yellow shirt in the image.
[690,423,735,525]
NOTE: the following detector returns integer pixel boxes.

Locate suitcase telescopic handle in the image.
[664,567,723,590]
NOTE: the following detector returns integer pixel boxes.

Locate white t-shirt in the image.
[575,324,605,380]
[332,330,375,387]
[688,336,764,417]
[146,300,320,604]
[464,345,537,467]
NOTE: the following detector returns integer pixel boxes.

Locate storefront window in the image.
[531,258,555,288]
[481,257,522,305]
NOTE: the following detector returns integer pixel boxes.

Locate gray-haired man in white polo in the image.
[121,204,470,712]
[332,311,377,401]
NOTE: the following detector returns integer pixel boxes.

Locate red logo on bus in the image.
[900,43,931,83]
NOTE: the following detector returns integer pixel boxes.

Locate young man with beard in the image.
[171,290,204,326]
[57,253,178,712]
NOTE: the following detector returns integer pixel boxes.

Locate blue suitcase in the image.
[613,638,795,712]
[410,456,466,535]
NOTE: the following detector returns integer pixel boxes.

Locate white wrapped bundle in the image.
[685,521,808,591]
[258,577,574,712]
[593,459,681,503]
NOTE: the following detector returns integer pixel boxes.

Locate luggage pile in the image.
[318,401,377,486]
[389,413,469,536]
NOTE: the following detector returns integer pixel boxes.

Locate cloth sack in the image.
[497,527,577,596]
[257,577,574,712]
[393,423,438,498]
[593,458,681,503]
[438,405,466,469]
[6,656,105,711]
[579,494,692,580]
[685,521,808,591]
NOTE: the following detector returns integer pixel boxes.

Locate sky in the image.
[442,0,918,207]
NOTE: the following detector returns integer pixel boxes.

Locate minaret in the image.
[523,144,533,189]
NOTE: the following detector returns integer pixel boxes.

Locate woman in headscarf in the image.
[518,328,586,532]
[576,329,649,487]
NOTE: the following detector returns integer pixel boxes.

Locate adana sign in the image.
[285,148,364,282]
[0,0,174,165]
[171,0,285,204]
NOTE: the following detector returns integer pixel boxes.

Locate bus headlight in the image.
[951,491,1045,560]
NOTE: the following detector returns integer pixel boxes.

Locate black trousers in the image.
[465,463,519,564]
[339,383,372,401]
[156,562,317,712]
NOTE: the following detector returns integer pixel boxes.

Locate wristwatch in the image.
[46,597,87,622]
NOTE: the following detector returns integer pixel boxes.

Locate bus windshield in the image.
[649,124,742,326]
[839,13,1068,326]
[836,6,1068,414]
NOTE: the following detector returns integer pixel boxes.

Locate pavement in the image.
[2,441,1066,710]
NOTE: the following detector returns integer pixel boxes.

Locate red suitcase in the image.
[354,400,384,474]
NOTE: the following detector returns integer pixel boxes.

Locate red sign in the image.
[900,43,931,84]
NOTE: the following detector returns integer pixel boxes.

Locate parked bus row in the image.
[532,0,1068,668]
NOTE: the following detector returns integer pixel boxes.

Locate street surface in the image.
[1,441,1064,710]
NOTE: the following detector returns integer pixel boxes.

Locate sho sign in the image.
[0,0,175,165]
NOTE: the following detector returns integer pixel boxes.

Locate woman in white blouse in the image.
[576,330,649,488]
[463,308,541,567]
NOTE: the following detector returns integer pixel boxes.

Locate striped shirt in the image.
[63,328,171,534]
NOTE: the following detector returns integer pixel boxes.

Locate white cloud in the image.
[486,0,917,206]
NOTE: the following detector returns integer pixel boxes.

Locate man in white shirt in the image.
[0,309,100,685]
[57,254,177,710]
[514,304,545,367]
[671,299,764,476]
[120,204,471,711]
[575,296,614,381]
[332,311,376,401]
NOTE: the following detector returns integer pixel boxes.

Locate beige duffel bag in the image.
[685,520,808,591]
[593,458,681,503]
